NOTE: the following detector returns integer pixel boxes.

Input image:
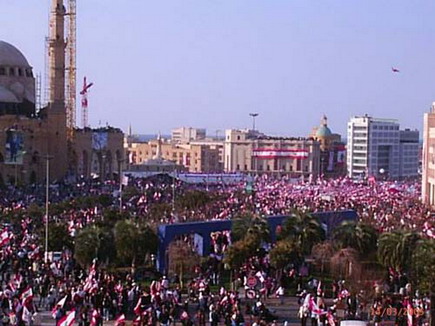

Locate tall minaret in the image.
[48,0,66,109]
[46,0,68,182]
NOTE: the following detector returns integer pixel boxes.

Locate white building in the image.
[171,127,206,143]
[422,103,435,206]
[347,115,418,179]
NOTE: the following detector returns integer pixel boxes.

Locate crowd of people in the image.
[0,174,432,325]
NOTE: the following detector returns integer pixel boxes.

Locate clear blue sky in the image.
[3,0,435,137]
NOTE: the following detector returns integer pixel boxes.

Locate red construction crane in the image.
[80,76,93,128]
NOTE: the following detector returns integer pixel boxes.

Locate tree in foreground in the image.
[74,226,115,267]
[114,220,158,267]
[279,211,325,255]
[332,221,379,255]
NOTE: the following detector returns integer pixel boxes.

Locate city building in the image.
[0,0,123,184]
[171,127,206,143]
[124,134,187,177]
[347,115,419,179]
[310,115,346,178]
[125,134,222,173]
[398,129,420,178]
[422,103,435,206]
[224,129,320,178]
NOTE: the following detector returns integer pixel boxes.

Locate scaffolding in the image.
[65,0,77,140]
[36,73,42,114]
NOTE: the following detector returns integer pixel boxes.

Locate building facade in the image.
[398,129,419,178]
[125,136,222,173]
[347,115,418,179]
[171,127,206,143]
[310,115,346,178]
[224,129,320,178]
[422,103,435,206]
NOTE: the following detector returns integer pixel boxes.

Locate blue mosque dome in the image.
[316,125,332,137]
[316,115,332,138]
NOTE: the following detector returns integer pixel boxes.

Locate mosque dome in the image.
[0,41,31,68]
[0,85,19,103]
[0,40,35,112]
[316,125,332,138]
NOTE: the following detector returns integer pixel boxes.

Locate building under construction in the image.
[0,0,123,184]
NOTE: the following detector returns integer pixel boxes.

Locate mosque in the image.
[0,1,123,185]
[310,115,347,178]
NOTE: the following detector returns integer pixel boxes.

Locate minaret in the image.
[48,0,66,109]
[154,132,162,160]
[46,0,68,182]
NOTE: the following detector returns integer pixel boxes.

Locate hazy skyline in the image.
[3,0,435,137]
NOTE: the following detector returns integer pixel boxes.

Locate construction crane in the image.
[65,0,76,140]
[80,77,93,128]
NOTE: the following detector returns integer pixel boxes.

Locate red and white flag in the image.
[22,306,32,324]
[0,231,11,246]
[20,286,33,305]
[133,298,142,315]
[327,311,336,326]
[57,310,75,326]
[90,309,99,326]
[115,314,126,326]
[52,296,67,318]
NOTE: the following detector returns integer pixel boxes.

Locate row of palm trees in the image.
[227,210,434,295]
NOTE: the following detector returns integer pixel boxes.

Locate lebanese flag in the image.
[133,298,142,315]
[20,286,33,305]
[52,296,67,318]
[327,311,336,326]
[115,314,126,326]
[90,309,100,326]
[57,310,75,326]
[0,231,11,246]
[22,306,32,323]
[309,296,326,315]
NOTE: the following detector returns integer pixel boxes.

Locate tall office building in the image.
[347,115,418,179]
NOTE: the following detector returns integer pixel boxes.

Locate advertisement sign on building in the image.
[5,129,24,165]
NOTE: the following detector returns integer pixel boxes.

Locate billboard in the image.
[92,132,108,151]
[252,148,309,159]
[5,129,24,165]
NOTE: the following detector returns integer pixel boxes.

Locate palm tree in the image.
[232,213,270,243]
[332,221,378,255]
[377,230,420,272]
[280,210,325,255]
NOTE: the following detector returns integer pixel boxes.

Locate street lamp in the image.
[249,113,259,131]
[118,158,125,212]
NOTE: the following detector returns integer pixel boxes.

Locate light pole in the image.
[118,158,125,213]
[249,113,259,131]
[44,154,53,263]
